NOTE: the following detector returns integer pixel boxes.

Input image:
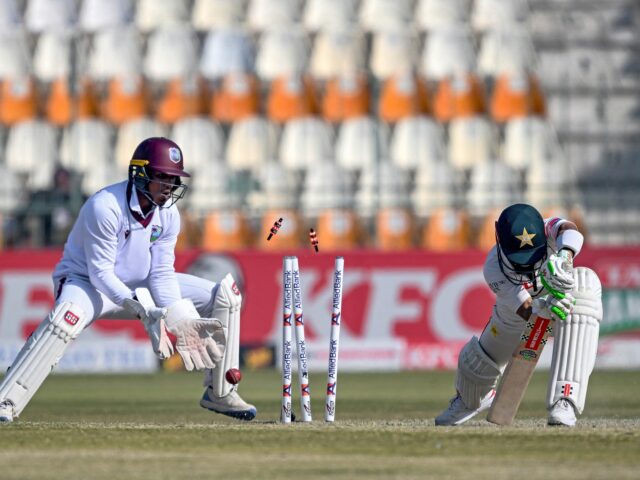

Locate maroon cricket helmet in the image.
[129,137,191,177]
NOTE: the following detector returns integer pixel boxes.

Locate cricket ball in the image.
[225,368,242,385]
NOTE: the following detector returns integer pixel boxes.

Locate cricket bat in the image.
[487,314,554,425]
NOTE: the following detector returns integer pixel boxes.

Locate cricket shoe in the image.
[435,390,495,426]
[200,387,257,421]
[0,400,14,424]
[547,398,577,427]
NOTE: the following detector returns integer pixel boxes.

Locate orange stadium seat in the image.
[378,72,429,123]
[156,77,206,124]
[45,78,99,126]
[0,77,38,125]
[257,209,303,250]
[490,72,546,123]
[175,209,202,251]
[422,207,471,251]
[316,208,360,250]
[202,209,251,251]
[101,76,149,125]
[321,73,370,122]
[267,74,318,123]
[476,208,502,251]
[210,72,260,123]
[376,207,415,250]
[433,73,485,123]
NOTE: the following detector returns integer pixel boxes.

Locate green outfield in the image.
[1,370,639,479]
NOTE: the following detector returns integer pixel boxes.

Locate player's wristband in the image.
[556,229,584,257]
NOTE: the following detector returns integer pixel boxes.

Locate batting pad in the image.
[547,267,602,414]
[0,302,86,416]
[204,273,241,398]
[456,336,502,409]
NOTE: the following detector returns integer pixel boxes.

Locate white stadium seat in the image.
[279,116,334,172]
[472,0,529,32]
[370,28,418,80]
[114,118,167,173]
[526,155,573,210]
[25,0,75,33]
[359,0,413,33]
[467,160,522,216]
[187,162,240,212]
[247,0,300,32]
[256,27,309,81]
[0,0,20,30]
[335,116,390,173]
[420,25,475,80]
[0,169,26,213]
[79,0,133,33]
[478,25,536,77]
[5,120,57,190]
[415,0,468,32]
[88,27,143,81]
[171,117,225,174]
[191,0,246,31]
[0,30,30,79]
[412,160,464,217]
[33,31,72,82]
[226,116,279,172]
[310,26,366,80]
[502,117,563,171]
[136,0,190,32]
[246,162,297,211]
[448,116,497,171]
[199,28,254,81]
[300,161,353,216]
[144,25,199,82]
[356,161,411,217]
[303,0,357,32]
[390,116,446,171]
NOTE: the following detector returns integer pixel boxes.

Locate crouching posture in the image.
[436,203,602,427]
[0,137,255,423]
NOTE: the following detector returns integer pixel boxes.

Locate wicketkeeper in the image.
[436,203,602,427]
[0,137,256,423]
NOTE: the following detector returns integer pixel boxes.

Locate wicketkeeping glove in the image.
[123,298,174,360]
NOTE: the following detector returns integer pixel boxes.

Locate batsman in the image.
[436,203,602,427]
[0,137,256,423]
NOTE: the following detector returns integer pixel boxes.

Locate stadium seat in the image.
[467,160,522,217]
[310,26,366,81]
[475,207,501,251]
[226,116,279,172]
[433,73,485,122]
[335,116,390,173]
[478,26,536,78]
[376,207,415,250]
[267,74,319,123]
[0,30,30,80]
[448,116,496,171]
[199,28,254,81]
[156,76,207,124]
[422,207,471,251]
[88,27,143,82]
[45,78,99,126]
[136,0,190,32]
[256,208,302,250]
[390,116,445,171]
[256,27,309,81]
[355,161,410,218]
[472,0,528,33]
[378,71,430,123]
[316,208,360,250]
[175,209,202,250]
[490,71,546,122]
[101,76,149,125]
[79,0,133,33]
[170,117,224,174]
[279,116,334,172]
[247,0,300,32]
[359,0,413,33]
[411,160,463,217]
[415,0,468,32]
[321,72,370,122]
[202,209,252,251]
[187,162,241,213]
[300,161,353,217]
[502,116,558,171]
[210,72,260,123]
[0,169,25,215]
[5,120,57,189]
[143,26,199,83]
[420,25,475,81]
[114,118,166,173]
[303,0,356,32]
[0,77,38,126]
[191,0,245,31]
[0,0,20,31]
[33,31,72,83]
[25,0,75,33]
[370,28,418,81]
[526,156,572,210]
[246,162,297,213]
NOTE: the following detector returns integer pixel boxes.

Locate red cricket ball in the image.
[225,368,242,385]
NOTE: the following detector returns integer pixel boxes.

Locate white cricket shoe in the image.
[200,387,257,421]
[548,398,577,427]
[0,400,14,424]
[435,390,495,426]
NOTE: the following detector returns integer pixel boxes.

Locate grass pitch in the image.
[1,370,639,479]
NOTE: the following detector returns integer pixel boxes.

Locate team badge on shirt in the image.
[150,225,163,242]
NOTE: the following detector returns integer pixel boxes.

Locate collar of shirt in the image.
[127,181,155,227]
